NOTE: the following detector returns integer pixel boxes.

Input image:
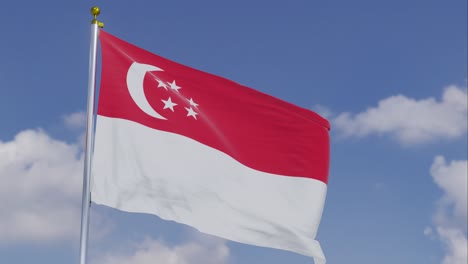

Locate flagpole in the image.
[79,6,103,264]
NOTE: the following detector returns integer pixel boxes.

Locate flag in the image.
[92,30,330,263]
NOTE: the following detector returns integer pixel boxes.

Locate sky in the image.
[0,1,466,264]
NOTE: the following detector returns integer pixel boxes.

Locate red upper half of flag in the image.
[98,30,330,183]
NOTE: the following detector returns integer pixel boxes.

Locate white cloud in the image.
[431,156,468,226]
[0,129,83,243]
[0,113,109,244]
[312,104,334,119]
[437,227,468,264]
[424,226,434,237]
[429,156,468,264]
[333,85,467,144]
[63,111,86,129]
[93,236,230,264]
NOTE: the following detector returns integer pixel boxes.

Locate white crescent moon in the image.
[126,62,167,120]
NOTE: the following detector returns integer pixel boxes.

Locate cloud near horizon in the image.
[333,85,467,145]
[92,236,230,264]
[0,112,108,244]
[429,156,467,264]
[63,111,86,130]
[0,128,83,243]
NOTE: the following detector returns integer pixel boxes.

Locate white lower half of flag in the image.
[91,116,327,263]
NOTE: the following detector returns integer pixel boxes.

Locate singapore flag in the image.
[92,30,330,264]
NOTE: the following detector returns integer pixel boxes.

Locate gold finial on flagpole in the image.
[90,6,104,28]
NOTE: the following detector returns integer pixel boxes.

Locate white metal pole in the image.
[79,6,102,264]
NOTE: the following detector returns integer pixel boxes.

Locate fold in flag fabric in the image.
[92,30,330,264]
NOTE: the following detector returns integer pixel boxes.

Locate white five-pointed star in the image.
[185,107,198,119]
[188,98,199,107]
[157,79,168,90]
[167,80,181,92]
[161,97,177,112]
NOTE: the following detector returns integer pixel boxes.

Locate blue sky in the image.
[0,1,466,264]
